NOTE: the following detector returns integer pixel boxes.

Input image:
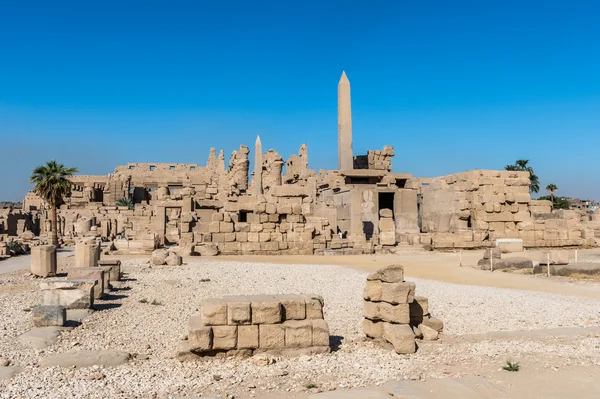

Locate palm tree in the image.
[116,197,134,210]
[30,160,78,247]
[505,159,539,194]
[546,183,558,210]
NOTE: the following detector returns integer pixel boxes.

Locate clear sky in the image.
[1,1,599,202]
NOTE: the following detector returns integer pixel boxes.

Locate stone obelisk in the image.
[338,71,353,170]
[254,135,263,195]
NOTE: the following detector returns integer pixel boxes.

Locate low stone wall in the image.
[181,294,330,359]
[362,265,443,354]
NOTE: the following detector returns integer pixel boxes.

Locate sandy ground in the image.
[0,250,599,398]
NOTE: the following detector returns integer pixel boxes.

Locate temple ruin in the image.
[3,72,599,256]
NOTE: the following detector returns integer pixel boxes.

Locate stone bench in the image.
[181,294,330,360]
[362,265,443,354]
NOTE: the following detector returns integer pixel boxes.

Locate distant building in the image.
[0,201,23,210]
[567,198,598,211]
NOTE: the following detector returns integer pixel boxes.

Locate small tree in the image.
[30,160,78,247]
[546,184,558,210]
[505,159,539,194]
[116,197,134,210]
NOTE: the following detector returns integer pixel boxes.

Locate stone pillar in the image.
[254,136,263,195]
[338,71,353,170]
[228,145,250,192]
[75,238,99,267]
[31,245,57,277]
[262,150,284,193]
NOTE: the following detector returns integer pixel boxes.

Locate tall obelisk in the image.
[338,71,353,170]
[254,135,263,195]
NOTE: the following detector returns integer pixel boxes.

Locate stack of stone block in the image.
[68,238,112,298]
[378,209,395,246]
[183,294,330,359]
[363,265,443,354]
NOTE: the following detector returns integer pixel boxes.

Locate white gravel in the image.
[1,257,599,399]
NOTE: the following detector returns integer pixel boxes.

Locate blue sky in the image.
[1,1,599,201]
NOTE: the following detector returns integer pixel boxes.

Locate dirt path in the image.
[216,250,600,299]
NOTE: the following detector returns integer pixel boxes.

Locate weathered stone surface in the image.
[30,245,57,278]
[311,319,330,347]
[224,296,251,325]
[249,296,282,324]
[380,282,415,304]
[237,324,259,349]
[278,294,306,320]
[74,239,99,268]
[362,319,383,338]
[259,324,285,349]
[188,315,213,352]
[200,298,228,326]
[17,327,62,349]
[151,248,169,265]
[284,319,313,348]
[478,257,533,271]
[97,260,121,281]
[364,301,410,324]
[212,325,237,350]
[363,280,382,301]
[382,323,416,354]
[165,252,182,266]
[39,350,130,368]
[419,324,439,341]
[40,280,95,309]
[196,243,219,256]
[32,305,66,327]
[420,316,444,333]
[379,208,393,218]
[367,265,404,283]
[301,294,324,319]
[67,268,105,299]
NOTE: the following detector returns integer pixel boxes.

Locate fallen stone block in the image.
[196,243,219,256]
[367,265,404,283]
[67,268,105,299]
[419,324,439,341]
[533,262,600,276]
[382,323,416,354]
[420,316,444,333]
[478,257,533,271]
[150,248,169,265]
[32,305,66,327]
[165,252,182,266]
[40,280,95,309]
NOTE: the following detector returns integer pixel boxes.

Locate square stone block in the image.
[380,282,416,304]
[277,294,306,320]
[30,245,57,278]
[188,315,213,352]
[32,305,65,327]
[97,260,121,281]
[284,320,312,348]
[363,280,382,301]
[382,323,416,354]
[301,294,324,319]
[40,280,95,309]
[311,319,330,347]
[259,324,285,349]
[237,324,259,349]
[249,296,282,324]
[67,268,105,299]
[223,296,251,325]
[362,318,383,338]
[200,298,228,326]
[212,325,237,350]
[367,265,404,283]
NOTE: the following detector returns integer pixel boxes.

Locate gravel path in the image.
[1,257,599,398]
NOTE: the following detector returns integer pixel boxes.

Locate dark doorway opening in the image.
[363,221,374,240]
[239,211,249,223]
[378,192,395,217]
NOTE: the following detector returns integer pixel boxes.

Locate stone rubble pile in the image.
[362,265,443,354]
[181,294,331,360]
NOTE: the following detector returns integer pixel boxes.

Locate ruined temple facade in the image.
[13,72,599,255]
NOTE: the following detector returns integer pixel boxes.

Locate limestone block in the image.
[381,282,416,304]
[208,221,220,233]
[362,319,383,338]
[379,208,393,218]
[420,316,444,333]
[311,319,330,347]
[363,280,382,301]
[211,213,224,221]
[165,252,182,266]
[32,305,66,327]
[31,245,57,278]
[188,315,213,352]
[151,248,169,265]
[200,298,228,326]
[67,268,105,299]
[277,294,306,320]
[249,296,282,324]
[265,204,277,214]
[495,238,523,253]
[220,222,234,233]
[40,280,95,309]
[379,302,410,324]
[212,325,237,350]
[419,324,439,341]
[75,239,99,268]
[237,324,259,349]
[379,231,396,246]
[379,218,395,232]
[301,294,324,319]
[382,323,416,354]
[259,324,285,349]
[97,260,121,281]
[367,265,404,283]
[284,319,313,348]
[224,296,251,325]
